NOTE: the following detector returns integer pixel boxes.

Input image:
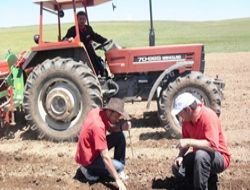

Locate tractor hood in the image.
[33,0,111,10]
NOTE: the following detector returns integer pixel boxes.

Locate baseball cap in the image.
[172,93,200,115]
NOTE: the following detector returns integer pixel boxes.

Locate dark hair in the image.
[77,11,87,17]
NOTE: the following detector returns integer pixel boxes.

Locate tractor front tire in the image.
[158,71,222,138]
[23,57,102,141]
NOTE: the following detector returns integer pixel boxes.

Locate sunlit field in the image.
[0,18,250,58]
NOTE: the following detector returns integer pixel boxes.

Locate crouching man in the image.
[75,98,130,190]
[171,93,230,190]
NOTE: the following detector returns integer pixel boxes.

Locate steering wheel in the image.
[95,39,113,51]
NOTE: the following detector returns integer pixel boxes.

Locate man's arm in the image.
[63,26,76,40]
[87,25,107,44]
[177,138,214,152]
[100,149,126,190]
[178,147,189,157]
[174,139,213,167]
[174,147,189,167]
[108,121,131,133]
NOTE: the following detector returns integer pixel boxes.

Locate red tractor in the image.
[0,0,224,141]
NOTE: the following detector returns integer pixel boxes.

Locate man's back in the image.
[75,108,109,166]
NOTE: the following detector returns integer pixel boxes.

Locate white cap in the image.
[172,93,200,115]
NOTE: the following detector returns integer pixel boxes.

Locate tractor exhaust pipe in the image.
[149,0,155,46]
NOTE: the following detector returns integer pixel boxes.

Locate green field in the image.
[0,18,249,58]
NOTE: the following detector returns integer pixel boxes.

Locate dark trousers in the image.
[86,131,126,176]
[89,52,105,76]
[183,150,224,190]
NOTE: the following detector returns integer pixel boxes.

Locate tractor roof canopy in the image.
[33,0,111,10]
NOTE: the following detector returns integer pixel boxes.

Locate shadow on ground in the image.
[0,111,38,140]
[152,176,193,190]
[139,130,172,140]
[73,167,118,190]
[130,111,160,128]
[129,111,177,140]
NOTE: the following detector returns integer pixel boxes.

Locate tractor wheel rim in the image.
[46,86,76,121]
[37,79,82,131]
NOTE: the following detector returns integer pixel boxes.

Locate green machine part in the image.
[0,52,25,111]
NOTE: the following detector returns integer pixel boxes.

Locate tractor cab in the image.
[32,0,111,50]
[24,0,113,77]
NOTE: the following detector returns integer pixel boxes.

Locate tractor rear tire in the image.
[158,71,222,138]
[23,57,102,141]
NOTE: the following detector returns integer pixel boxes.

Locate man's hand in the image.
[115,178,127,190]
[101,149,127,190]
[176,139,191,149]
[174,156,183,167]
[121,121,131,131]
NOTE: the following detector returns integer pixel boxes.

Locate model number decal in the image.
[133,54,185,64]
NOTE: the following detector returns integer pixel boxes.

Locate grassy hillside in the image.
[0,18,249,58]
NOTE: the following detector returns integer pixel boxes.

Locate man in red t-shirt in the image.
[171,93,230,190]
[75,98,130,190]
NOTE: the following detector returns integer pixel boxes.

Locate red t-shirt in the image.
[75,108,110,166]
[182,105,231,169]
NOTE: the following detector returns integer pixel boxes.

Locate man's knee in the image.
[194,150,212,172]
[113,159,124,173]
[195,150,210,162]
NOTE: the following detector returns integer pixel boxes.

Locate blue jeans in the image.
[86,131,126,177]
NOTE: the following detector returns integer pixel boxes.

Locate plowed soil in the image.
[0,52,250,190]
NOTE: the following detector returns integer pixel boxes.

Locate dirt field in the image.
[0,52,250,190]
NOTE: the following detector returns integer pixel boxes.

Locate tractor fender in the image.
[146,61,193,109]
[22,47,92,71]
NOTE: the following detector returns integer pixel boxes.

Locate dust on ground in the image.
[0,52,250,190]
